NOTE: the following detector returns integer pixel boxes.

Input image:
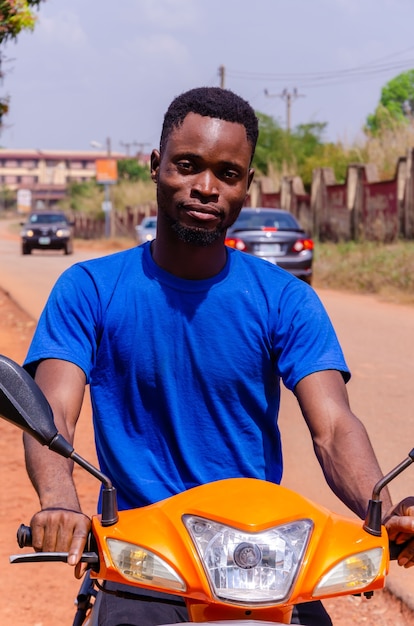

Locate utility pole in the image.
[120,141,150,161]
[120,141,132,156]
[134,142,151,162]
[264,87,305,132]
[218,65,225,89]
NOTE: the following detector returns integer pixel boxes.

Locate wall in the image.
[255,149,414,242]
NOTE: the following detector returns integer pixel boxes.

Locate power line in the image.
[225,47,414,89]
[120,141,150,158]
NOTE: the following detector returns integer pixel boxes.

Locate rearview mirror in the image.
[0,354,58,446]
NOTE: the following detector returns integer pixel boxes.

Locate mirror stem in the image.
[364,449,414,536]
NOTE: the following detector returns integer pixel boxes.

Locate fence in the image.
[73,202,157,240]
[251,148,414,242]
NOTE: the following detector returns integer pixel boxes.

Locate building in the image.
[0,148,128,211]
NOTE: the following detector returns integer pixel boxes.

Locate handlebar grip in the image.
[17,524,32,548]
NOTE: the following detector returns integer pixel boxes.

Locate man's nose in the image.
[193,170,219,197]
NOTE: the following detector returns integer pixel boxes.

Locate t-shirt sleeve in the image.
[272,282,350,391]
[24,264,101,382]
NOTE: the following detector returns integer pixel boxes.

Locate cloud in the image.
[36,10,88,48]
[138,0,200,30]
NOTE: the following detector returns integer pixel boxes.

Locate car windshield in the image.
[233,211,300,231]
[142,219,157,228]
[28,214,67,224]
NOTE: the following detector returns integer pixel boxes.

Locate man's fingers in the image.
[67,534,88,566]
[385,514,414,567]
[385,514,414,541]
[396,539,414,567]
[67,519,91,566]
[29,509,91,566]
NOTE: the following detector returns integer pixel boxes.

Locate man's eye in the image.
[177,161,193,172]
[223,169,240,180]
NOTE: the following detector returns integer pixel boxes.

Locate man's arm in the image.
[23,359,91,566]
[295,369,414,566]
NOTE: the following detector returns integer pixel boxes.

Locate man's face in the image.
[152,112,254,246]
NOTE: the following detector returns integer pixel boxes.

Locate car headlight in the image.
[21,229,34,237]
[55,228,70,237]
[313,548,384,597]
[106,538,186,592]
[184,515,313,605]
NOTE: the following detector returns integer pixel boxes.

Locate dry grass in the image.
[313,241,414,305]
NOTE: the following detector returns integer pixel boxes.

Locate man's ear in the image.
[150,149,160,183]
[247,168,255,190]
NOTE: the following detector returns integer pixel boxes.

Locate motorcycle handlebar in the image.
[16,522,411,562]
[17,524,32,548]
[14,524,98,566]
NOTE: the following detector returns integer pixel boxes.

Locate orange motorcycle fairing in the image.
[89,478,389,624]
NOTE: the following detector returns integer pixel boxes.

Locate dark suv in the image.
[20,211,74,255]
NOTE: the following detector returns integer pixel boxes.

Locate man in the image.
[23,87,414,626]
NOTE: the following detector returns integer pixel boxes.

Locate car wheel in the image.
[22,244,31,255]
[64,242,73,255]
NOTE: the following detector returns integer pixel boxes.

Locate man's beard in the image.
[170,221,226,247]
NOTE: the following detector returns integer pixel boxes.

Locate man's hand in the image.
[383,497,414,567]
[30,508,91,566]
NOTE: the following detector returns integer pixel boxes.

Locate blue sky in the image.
[1,0,414,152]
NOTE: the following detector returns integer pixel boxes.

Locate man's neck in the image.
[151,236,227,280]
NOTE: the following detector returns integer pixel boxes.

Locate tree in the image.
[117,158,151,182]
[0,1,43,125]
[253,112,293,175]
[0,0,42,44]
[366,69,414,135]
[254,114,333,188]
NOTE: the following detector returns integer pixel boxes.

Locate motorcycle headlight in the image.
[184,515,313,605]
[313,548,384,596]
[106,539,186,592]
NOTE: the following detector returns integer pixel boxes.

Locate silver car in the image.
[225,208,314,284]
[135,216,157,244]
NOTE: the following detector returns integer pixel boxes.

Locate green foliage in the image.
[300,142,366,186]
[0,95,9,120]
[117,158,151,182]
[253,113,288,174]
[0,1,43,125]
[0,0,42,45]
[0,182,16,209]
[253,115,328,182]
[290,122,327,162]
[253,113,365,188]
[59,180,103,215]
[365,69,414,135]
[60,178,156,217]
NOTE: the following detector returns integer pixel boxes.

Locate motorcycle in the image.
[0,353,413,625]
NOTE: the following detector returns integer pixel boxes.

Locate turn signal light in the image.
[225,237,247,251]
[292,238,314,253]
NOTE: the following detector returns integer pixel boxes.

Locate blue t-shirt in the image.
[24,243,349,510]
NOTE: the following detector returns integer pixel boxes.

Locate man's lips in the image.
[187,209,219,222]
[181,205,223,223]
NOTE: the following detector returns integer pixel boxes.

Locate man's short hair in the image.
[160,87,259,159]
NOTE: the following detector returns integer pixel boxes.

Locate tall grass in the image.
[313,241,414,304]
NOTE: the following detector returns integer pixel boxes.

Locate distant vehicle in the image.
[225,207,313,284]
[20,211,74,255]
[135,216,157,244]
